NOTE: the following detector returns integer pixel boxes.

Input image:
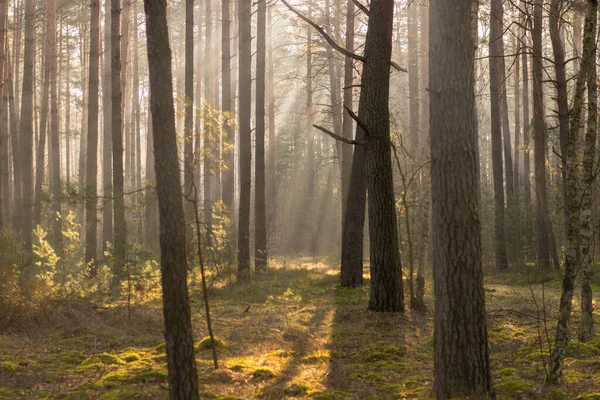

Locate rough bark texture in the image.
[341,0,354,229]
[533,0,551,269]
[111,0,127,282]
[489,0,508,270]
[143,1,200,397]
[579,10,596,340]
[86,0,101,267]
[222,0,234,223]
[364,0,403,313]
[255,0,267,271]
[237,0,251,279]
[548,0,597,382]
[430,0,493,397]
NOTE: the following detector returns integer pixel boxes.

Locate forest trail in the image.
[0,260,599,399]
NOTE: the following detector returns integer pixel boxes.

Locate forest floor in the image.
[1,258,600,399]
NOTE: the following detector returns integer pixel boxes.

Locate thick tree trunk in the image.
[237,0,251,278]
[489,0,508,270]
[143,1,200,397]
[86,0,101,267]
[255,0,267,270]
[112,0,127,284]
[364,0,403,313]
[430,0,493,396]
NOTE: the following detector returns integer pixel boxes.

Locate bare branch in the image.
[352,0,370,16]
[280,0,365,63]
[313,124,364,145]
[343,105,369,135]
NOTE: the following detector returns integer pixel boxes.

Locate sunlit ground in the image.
[0,258,599,399]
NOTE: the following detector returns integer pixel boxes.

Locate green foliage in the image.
[195,336,227,351]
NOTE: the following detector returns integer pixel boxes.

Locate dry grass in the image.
[0,258,599,399]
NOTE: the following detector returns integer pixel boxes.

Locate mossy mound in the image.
[252,367,276,380]
[0,361,27,374]
[119,352,142,363]
[81,353,125,367]
[567,341,599,357]
[496,376,534,396]
[195,336,227,352]
[60,350,86,365]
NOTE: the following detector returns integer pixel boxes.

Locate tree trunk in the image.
[183,0,194,253]
[103,0,113,251]
[143,1,200,397]
[112,0,127,284]
[255,0,267,270]
[548,0,597,381]
[550,0,570,232]
[86,0,101,268]
[204,0,214,228]
[521,5,532,203]
[267,5,276,250]
[533,0,551,269]
[49,0,62,254]
[489,0,508,270]
[19,0,35,254]
[430,0,493,396]
[0,0,6,226]
[222,0,234,225]
[364,0,403,312]
[237,0,251,278]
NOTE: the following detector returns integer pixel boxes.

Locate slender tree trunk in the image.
[255,0,267,270]
[533,0,551,269]
[221,0,234,225]
[550,0,570,232]
[430,0,493,396]
[49,0,62,254]
[340,0,364,288]
[237,0,251,279]
[86,0,101,268]
[103,0,113,251]
[65,25,71,187]
[521,6,532,204]
[489,0,508,270]
[143,1,200,397]
[267,5,276,250]
[548,0,597,380]
[34,28,50,228]
[184,0,194,253]
[204,0,214,228]
[579,0,597,343]
[0,0,6,226]
[144,109,158,248]
[19,0,35,254]
[112,0,127,284]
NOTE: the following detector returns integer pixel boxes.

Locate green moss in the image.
[498,367,519,377]
[127,370,168,384]
[81,353,125,367]
[195,336,227,351]
[496,376,533,396]
[301,351,330,364]
[152,354,167,363]
[349,372,386,382]
[60,350,86,365]
[0,361,26,374]
[119,352,142,363]
[382,345,407,356]
[269,349,294,357]
[252,367,275,380]
[567,341,599,356]
[382,384,402,391]
[587,338,600,350]
[198,391,218,399]
[99,388,138,399]
[153,343,166,353]
[563,369,589,384]
[283,381,310,396]
[576,394,600,400]
[372,360,410,370]
[307,390,335,400]
[362,351,398,363]
[547,387,566,400]
[403,374,428,389]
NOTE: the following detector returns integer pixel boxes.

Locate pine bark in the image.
[237,0,251,278]
[49,0,62,254]
[143,1,200,397]
[364,0,403,312]
[489,0,508,270]
[183,0,194,252]
[112,0,127,282]
[430,0,493,396]
[255,0,267,270]
[86,0,101,267]
[103,0,113,251]
[19,0,35,253]
[222,0,234,219]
